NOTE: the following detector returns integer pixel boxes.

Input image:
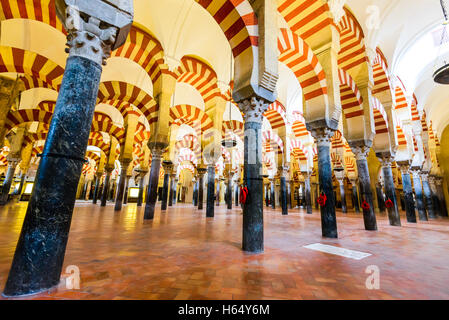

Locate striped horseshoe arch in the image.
[174,57,220,108]
[0,46,64,91]
[264,101,287,130]
[91,112,126,146]
[112,25,167,86]
[97,81,158,127]
[371,97,389,135]
[278,28,328,109]
[169,105,214,138]
[338,68,364,119]
[4,109,53,132]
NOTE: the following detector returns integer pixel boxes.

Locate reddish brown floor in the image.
[0,201,449,300]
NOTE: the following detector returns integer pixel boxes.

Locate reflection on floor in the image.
[1,201,449,300]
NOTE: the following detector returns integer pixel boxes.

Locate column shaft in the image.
[355,158,378,231]
[144,154,162,220]
[422,175,436,219]
[280,176,288,215]
[242,121,264,252]
[4,55,102,296]
[305,178,312,214]
[382,165,401,226]
[317,140,338,238]
[0,163,17,205]
[101,171,111,207]
[114,167,127,211]
[206,166,215,217]
[92,175,100,204]
[161,173,170,211]
[402,172,417,223]
[413,172,428,221]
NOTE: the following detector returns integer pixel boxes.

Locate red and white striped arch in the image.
[0,47,64,91]
[264,100,287,130]
[175,134,202,160]
[112,25,167,86]
[97,81,158,126]
[337,8,368,72]
[4,109,53,132]
[174,57,220,106]
[372,47,392,95]
[278,28,327,105]
[338,68,364,119]
[262,130,284,155]
[222,119,244,141]
[91,112,126,145]
[169,105,214,138]
[278,0,333,49]
[371,97,389,135]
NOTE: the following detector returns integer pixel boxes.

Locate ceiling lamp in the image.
[433,0,449,84]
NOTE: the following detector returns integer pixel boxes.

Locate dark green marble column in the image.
[100,169,112,207]
[161,161,173,211]
[226,174,233,210]
[240,98,267,253]
[421,172,436,219]
[206,165,215,217]
[144,146,165,220]
[123,176,130,205]
[312,128,338,238]
[270,179,275,209]
[114,161,130,211]
[168,174,176,207]
[0,160,19,205]
[435,177,448,217]
[397,162,416,223]
[379,156,401,226]
[304,174,313,214]
[92,172,101,204]
[197,168,207,210]
[351,145,377,231]
[412,169,428,221]
[350,179,360,213]
[137,171,146,207]
[279,167,288,215]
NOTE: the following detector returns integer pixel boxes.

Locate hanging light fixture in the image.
[222,50,237,149]
[433,0,449,84]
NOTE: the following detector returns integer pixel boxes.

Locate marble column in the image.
[235,182,239,206]
[206,165,215,217]
[270,179,275,209]
[144,146,165,220]
[411,169,428,221]
[351,145,377,231]
[313,183,319,209]
[312,128,338,238]
[161,161,173,211]
[335,169,347,214]
[287,181,292,209]
[17,170,27,197]
[137,170,147,207]
[379,155,401,226]
[173,179,178,205]
[197,167,207,210]
[168,174,176,207]
[376,182,386,214]
[397,162,416,223]
[435,177,448,217]
[239,97,267,253]
[226,173,232,210]
[114,160,130,211]
[421,172,436,219]
[428,176,442,217]
[304,173,313,214]
[123,176,131,205]
[101,168,112,207]
[215,179,220,206]
[192,180,198,206]
[350,179,360,213]
[92,172,101,204]
[3,2,133,296]
[265,183,269,207]
[0,159,19,205]
[279,166,288,215]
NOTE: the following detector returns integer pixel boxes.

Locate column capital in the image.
[396,161,411,174]
[56,0,133,66]
[376,153,394,167]
[311,127,335,147]
[162,160,174,173]
[238,97,269,124]
[349,144,371,161]
[104,165,114,173]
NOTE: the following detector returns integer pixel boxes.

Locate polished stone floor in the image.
[0,200,449,300]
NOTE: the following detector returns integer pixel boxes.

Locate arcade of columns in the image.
[0,0,447,297]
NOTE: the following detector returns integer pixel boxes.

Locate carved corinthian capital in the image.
[311,127,335,148]
[238,97,269,124]
[56,0,133,66]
